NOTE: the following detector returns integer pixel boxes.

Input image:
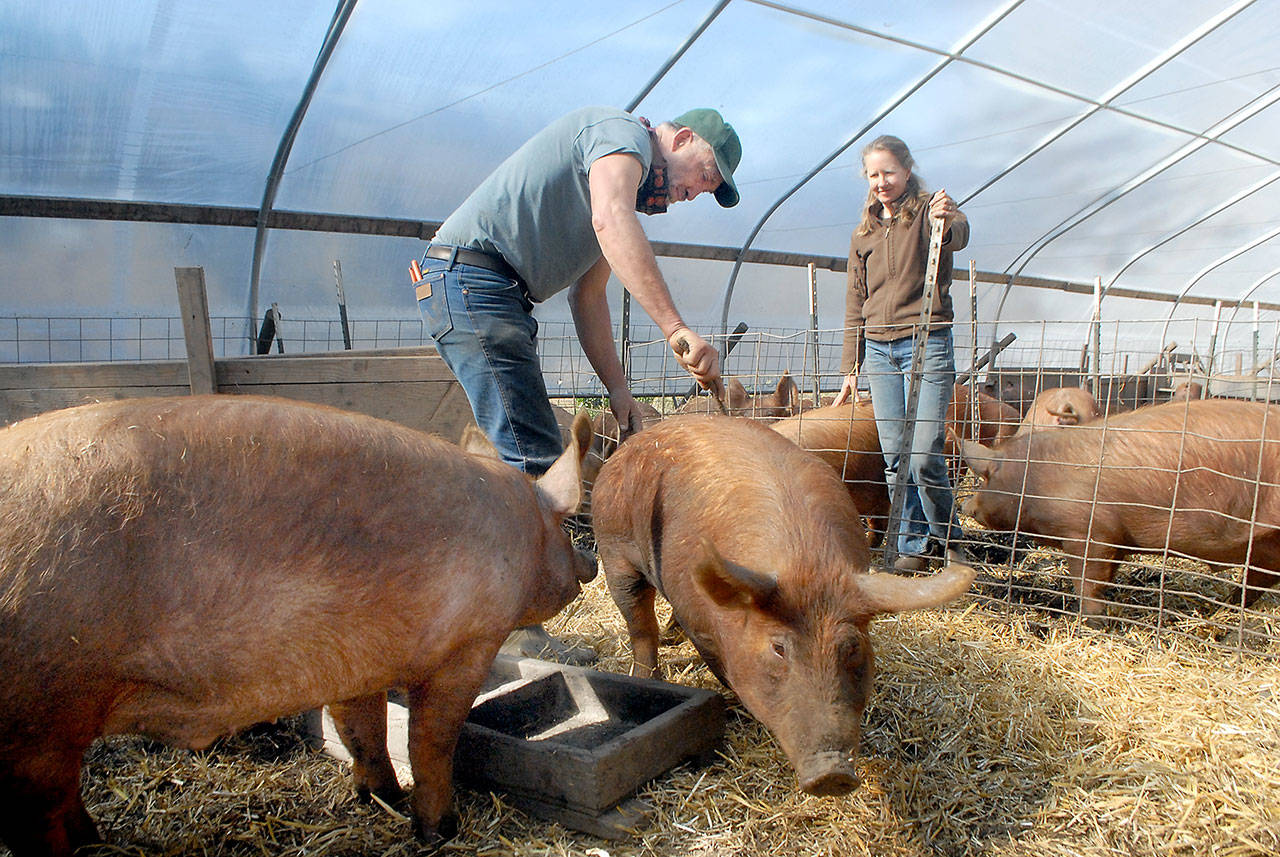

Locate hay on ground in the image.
[43,575,1280,857]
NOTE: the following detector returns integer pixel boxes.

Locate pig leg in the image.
[402,647,503,844]
[601,548,661,677]
[1063,539,1117,618]
[1239,536,1280,606]
[0,745,99,857]
[328,692,402,806]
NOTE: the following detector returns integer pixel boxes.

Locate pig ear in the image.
[461,424,503,460]
[534,411,591,517]
[726,378,749,409]
[858,554,975,615]
[776,372,800,409]
[959,437,997,481]
[693,538,778,609]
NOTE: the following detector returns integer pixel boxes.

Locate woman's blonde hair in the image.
[855,135,929,237]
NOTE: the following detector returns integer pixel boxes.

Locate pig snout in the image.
[797,751,861,796]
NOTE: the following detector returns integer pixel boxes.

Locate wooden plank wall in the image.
[0,349,477,441]
[0,268,476,441]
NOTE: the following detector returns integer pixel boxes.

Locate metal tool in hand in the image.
[883,215,945,567]
[674,335,730,415]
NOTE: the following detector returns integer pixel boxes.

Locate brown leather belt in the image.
[424,244,521,283]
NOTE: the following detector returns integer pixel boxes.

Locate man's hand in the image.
[607,389,647,443]
[669,328,724,401]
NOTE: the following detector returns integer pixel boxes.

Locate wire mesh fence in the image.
[4,312,1279,658]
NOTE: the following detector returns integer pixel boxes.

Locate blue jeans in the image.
[415,257,563,476]
[863,329,960,556]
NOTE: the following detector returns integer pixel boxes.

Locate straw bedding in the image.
[41,571,1276,857]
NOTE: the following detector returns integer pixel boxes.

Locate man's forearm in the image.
[591,206,688,339]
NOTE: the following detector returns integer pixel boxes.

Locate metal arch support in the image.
[716,0,1025,336]
[1223,267,1280,333]
[960,0,1254,223]
[957,0,1258,333]
[1005,82,1280,286]
[247,0,359,346]
[988,83,1280,334]
[625,0,731,113]
[1223,269,1280,358]
[991,0,1258,278]
[1157,224,1280,350]
[1102,170,1280,300]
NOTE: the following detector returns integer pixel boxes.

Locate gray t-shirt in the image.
[433,107,652,302]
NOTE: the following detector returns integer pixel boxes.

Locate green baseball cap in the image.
[673,108,741,208]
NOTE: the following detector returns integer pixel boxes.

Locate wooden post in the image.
[1206,300,1222,397]
[175,267,216,395]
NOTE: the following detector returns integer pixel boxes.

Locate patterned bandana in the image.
[634,116,669,215]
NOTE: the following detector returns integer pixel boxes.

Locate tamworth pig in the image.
[590,399,664,470]
[553,400,663,494]
[947,382,1020,448]
[1169,380,1205,402]
[945,383,1021,480]
[770,402,890,546]
[677,373,803,420]
[961,398,1280,616]
[592,415,974,795]
[1014,386,1101,436]
[0,395,596,857]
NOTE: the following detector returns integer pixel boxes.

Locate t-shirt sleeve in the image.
[574,117,652,178]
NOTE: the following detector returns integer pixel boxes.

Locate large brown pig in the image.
[1014,386,1102,436]
[0,395,597,857]
[770,401,890,546]
[961,398,1280,616]
[592,414,974,796]
[677,373,803,420]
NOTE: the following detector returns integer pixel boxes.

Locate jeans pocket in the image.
[416,273,452,340]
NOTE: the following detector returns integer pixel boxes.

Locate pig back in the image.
[770,403,889,540]
[947,384,1020,447]
[592,414,870,569]
[0,395,581,739]
[970,398,1280,556]
[1015,386,1102,436]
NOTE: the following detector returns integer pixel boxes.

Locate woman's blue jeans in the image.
[863,329,960,557]
[415,257,563,476]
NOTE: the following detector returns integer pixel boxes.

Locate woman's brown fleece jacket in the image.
[840,202,970,375]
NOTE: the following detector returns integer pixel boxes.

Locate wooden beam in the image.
[175,267,216,395]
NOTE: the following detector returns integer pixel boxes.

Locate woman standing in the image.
[832,135,968,571]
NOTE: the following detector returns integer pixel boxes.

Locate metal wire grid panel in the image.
[3,312,1280,657]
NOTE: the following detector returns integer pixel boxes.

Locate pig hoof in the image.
[413,811,459,847]
[355,783,405,806]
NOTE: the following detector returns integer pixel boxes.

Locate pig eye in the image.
[771,640,786,659]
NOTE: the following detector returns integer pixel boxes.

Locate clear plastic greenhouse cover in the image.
[3,0,1280,355]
